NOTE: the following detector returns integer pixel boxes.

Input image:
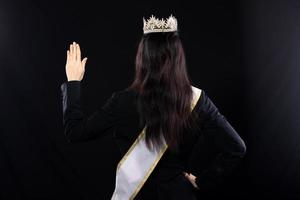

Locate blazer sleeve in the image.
[193,90,247,191]
[60,80,121,143]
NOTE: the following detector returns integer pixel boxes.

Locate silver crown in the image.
[143,15,178,34]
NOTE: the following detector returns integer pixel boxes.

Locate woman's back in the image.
[61,14,246,199]
[60,80,246,199]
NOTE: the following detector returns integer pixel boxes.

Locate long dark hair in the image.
[127,31,200,152]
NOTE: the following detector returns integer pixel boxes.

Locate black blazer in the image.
[60,80,246,199]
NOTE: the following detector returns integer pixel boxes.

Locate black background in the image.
[0,0,299,199]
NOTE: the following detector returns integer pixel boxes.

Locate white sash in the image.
[111,86,202,200]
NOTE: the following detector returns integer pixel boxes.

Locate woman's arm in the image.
[191,90,247,191]
[60,42,121,142]
[60,80,121,143]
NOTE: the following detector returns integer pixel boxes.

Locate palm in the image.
[65,41,88,81]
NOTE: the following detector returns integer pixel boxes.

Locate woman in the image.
[60,15,246,200]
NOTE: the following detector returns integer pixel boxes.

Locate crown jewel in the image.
[143,15,178,34]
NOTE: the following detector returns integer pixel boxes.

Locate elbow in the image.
[227,133,247,157]
[64,124,84,143]
[237,138,247,157]
[241,140,247,156]
[64,130,76,143]
[64,131,82,143]
[65,133,76,143]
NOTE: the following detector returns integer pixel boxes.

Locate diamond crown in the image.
[143,15,178,34]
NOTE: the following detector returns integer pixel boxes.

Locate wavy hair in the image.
[127,32,200,152]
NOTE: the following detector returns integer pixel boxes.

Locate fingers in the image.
[68,41,83,61]
[76,43,81,61]
[73,42,77,60]
[189,173,196,179]
[69,43,74,60]
[182,171,199,189]
[185,174,191,180]
[66,50,70,64]
[82,57,88,69]
[183,171,189,177]
[183,172,194,181]
[183,171,189,180]
[70,42,76,60]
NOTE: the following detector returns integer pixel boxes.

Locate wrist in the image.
[67,78,82,82]
[67,79,81,81]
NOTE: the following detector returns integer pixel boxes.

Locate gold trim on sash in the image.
[115,87,202,199]
[130,143,168,199]
[117,127,147,171]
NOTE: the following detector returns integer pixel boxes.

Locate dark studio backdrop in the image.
[0,0,299,199]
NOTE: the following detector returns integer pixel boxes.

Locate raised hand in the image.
[65,41,88,81]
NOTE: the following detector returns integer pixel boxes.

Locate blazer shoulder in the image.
[115,88,139,98]
[190,85,208,112]
[108,89,139,108]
